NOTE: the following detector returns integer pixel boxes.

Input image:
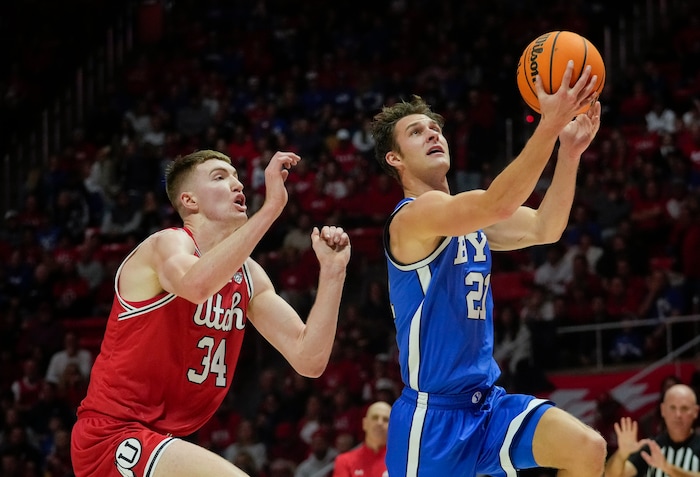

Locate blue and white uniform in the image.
[384,198,552,477]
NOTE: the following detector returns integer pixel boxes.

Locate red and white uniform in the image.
[71,228,252,477]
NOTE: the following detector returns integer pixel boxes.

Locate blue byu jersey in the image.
[384,198,501,394]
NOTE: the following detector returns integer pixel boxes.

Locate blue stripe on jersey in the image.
[385,198,501,394]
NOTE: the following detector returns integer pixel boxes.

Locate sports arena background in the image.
[2,0,700,475]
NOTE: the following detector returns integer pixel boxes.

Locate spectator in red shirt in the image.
[316,340,364,400]
[277,246,316,315]
[57,362,89,412]
[268,421,308,465]
[331,129,363,175]
[337,175,371,228]
[296,393,327,448]
[300,176,337,223]
[227,125,259,178]
[564,286,595,327]
[618,79,653,127]
[363,174,404,226]
[605,276,640,321]
[332,401,391,477]
[287,158,318,205]
[629,178,669,255]
[330,387,363,444]
[11,358,45,415]
[321,160,349,201]
[565,253,603,299]
[51,260,91,318]
[361,354,400,404]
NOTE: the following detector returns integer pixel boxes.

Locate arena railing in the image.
[556,313,700,370]
[1,7,135,213]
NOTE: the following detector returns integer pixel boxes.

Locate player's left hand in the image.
[558,101,601,159]
[311,226,351,272]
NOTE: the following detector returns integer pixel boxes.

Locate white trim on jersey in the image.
[112,228,253,321]
[385,198,452,272]
[498,398,548,477]
[117,293,178,320]
[407,266,433,389]
[113,242,141,309]
[109,230,179,319]
[406,392,429,477]
[242,261,253,298]
[408,303,423,390]
[387,236,452,271]
[144,437,176,477]
[111,229,187,314]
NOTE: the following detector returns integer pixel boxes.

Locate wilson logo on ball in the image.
[516,30,606,114]
[528,32,552,84]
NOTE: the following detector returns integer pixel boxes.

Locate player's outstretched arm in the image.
[485,101,601,251]
[247,226,350,377]
[401,62,599,244]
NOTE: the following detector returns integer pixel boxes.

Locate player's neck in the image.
[403,178,450,198]
[183,218,238,254]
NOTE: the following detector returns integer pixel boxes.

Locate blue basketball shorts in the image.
[386,385,554,477]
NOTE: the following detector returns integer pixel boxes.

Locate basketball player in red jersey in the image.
[70,149,351,477]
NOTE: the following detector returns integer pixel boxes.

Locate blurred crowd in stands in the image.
[2,0,700,475]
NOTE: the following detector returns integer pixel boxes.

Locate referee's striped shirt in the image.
[628,432,700,476]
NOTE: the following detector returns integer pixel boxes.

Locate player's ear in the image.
[180,192,198,212]
[385,151,401,168]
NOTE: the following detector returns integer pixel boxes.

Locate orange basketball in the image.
[516,31,606,114]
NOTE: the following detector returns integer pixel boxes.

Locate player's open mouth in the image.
[233,195,247,210]
[427,146,444,155]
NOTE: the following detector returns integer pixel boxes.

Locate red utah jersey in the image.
[77,228,251,437]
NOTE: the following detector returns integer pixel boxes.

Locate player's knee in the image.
[573,428,607,473]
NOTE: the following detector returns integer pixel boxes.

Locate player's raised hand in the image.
[558,100,601,159]
[311,226,351,273]
[535,60,599,129]
[264,151,301,211]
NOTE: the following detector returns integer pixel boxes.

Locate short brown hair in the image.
[370,95,444,182]
[165,149,232,214]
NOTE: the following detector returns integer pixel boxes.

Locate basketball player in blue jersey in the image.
[370,60,606,477]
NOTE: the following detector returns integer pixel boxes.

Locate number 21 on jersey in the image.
[465,272,490,320]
